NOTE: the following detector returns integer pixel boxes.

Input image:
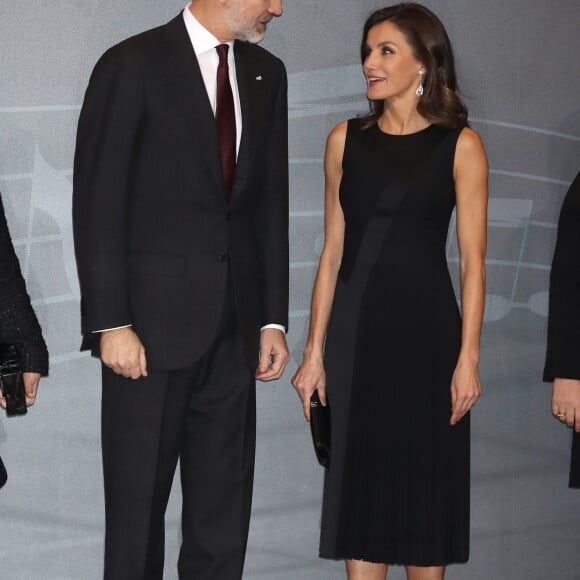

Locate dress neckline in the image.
[374,122,435,137]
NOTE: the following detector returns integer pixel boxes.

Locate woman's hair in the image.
[360,3,468,128]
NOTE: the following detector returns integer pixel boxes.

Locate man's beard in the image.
[224,7,268,44]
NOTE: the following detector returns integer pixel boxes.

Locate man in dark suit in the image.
[544,170,580,489]
[72,1,289,578]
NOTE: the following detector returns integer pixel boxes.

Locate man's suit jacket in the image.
[73,15,289,371]
[544,170,580,488]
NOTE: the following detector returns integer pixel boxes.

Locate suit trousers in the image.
[101,279,256,580]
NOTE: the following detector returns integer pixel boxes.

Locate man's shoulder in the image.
[95,15,180,70]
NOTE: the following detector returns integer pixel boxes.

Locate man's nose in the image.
[269,0,283,17]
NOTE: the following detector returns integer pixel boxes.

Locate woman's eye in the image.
[382,47,393,55]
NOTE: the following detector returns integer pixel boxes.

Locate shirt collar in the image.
[183,3,234,56]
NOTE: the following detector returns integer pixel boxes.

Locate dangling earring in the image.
[416,70,424,97]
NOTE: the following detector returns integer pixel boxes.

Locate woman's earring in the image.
[416,70,424,97]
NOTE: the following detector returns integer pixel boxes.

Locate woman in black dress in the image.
[292,4,488,579]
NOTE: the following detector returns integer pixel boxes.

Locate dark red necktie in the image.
[215,44,236,201]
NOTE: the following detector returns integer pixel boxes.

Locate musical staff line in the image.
[50,351,90,366]
[289,310,310,319]
[13,234,65,246]
[0,105,81,113]
[470,117,580,142]
[289,211,323,217]
[31,294,78,307]
[290,261,318,269]
[0,169,72,182]
[489,169,571,186]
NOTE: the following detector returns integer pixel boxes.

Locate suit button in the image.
[220,253,230,263]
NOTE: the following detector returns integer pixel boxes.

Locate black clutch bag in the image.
[0,344,27,417]
[309,391,330,468]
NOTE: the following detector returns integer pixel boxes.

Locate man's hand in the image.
[552,378,580,432]
[255,328,290,381]
[100,327,148,379]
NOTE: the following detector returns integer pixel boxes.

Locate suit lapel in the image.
[161,16,224,195]
[232,41,257,201]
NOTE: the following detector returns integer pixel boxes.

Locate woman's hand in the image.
[1,372,41,409]
[450,357,481,425]
[291,355,327,421]
[552,378,580,432]
[23,372,41,407]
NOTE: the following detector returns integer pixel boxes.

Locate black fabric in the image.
[571,433,580,489]
[102,277,256,580]
[73,13,288,579]
[0,193,48,375]
[0,456,7,489]
[73,14,289,371]
[544,171,580,382]
[544,171,580,488]
[320,120,469,565]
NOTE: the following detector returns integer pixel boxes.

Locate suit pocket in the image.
[129,252,186,277]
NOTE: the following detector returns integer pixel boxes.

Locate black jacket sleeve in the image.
[0,193,49,375]
[257,61,289,329]
[72,43,145,338]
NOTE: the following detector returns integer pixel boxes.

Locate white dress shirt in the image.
[182,4,242,156]
[95,5,284,334]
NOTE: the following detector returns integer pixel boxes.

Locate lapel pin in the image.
[255,75,263,81]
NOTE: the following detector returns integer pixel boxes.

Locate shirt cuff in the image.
[94,323,284,333]
[261,324,286,333]
[92,324,132,333]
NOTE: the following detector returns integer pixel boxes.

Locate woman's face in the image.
[363,20,424,103]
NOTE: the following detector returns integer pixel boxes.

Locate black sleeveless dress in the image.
[319,119,470,566]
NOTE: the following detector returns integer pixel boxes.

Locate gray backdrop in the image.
[1,1,579,579]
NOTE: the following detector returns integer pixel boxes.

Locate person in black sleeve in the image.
[0,191,49,487]
[544,170,580,488]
